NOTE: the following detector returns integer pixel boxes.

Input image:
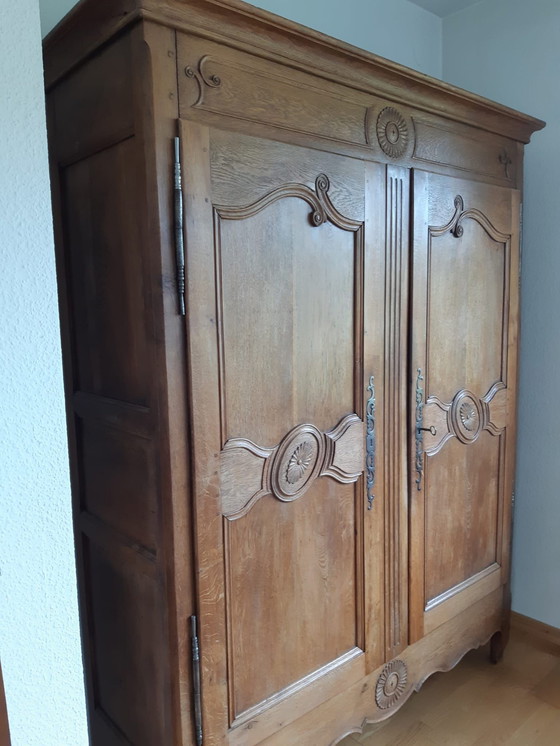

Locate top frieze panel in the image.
[43,0,544,143]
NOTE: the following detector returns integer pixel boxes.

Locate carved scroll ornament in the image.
[499,148,512,179]
[438,195,510,242]
[215,173,362,232]
[220,414,364,519]
[184,55,222,106]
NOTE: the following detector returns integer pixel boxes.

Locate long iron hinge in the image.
[173,136,186,316]
[191,615,203,746]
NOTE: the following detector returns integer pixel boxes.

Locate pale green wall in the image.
[245,0,442,77]
[443,0,559,629]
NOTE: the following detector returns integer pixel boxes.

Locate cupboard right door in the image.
[409,171,520,641]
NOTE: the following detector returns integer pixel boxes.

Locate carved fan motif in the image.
[459,401,478,431]
[376,107,409,158]
[375,659,408,709]
[286,441,314,484]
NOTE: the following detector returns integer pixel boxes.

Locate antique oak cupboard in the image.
[43,1,544,744]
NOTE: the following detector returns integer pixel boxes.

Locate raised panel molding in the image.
[220,414,364,518]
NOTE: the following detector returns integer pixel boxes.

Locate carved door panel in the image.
[409,171,520,642]
[181,120,386,745]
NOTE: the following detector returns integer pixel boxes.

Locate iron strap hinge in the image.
[191,615,203,746]
[173,136,186,316]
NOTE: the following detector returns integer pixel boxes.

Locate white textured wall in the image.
[0,2,89,745]
[444,0,560,628]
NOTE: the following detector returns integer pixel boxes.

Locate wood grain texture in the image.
[409,172,519,644]
[340,622,560,746]
[220,414,364,518]
[46,22,191,746]
[362,161,388,676]
[382,166,410,661]
[511,612,560,649]
[43,0,544,145]
[138,22,197,745]
[183,122,372,740]
[259,589,504,744]
[43,1,543,744]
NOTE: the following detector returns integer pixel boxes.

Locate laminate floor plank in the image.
[339,625,560,746]
[532,661,560,709]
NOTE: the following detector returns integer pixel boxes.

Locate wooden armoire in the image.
[44,1,544,744]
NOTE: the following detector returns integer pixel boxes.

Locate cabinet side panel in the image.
[61,137,150,406]
[47,29,177,745]
[83,537,163,745]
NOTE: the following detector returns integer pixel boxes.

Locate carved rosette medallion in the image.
[460,401,477,431]
[271,425,324,501]
[450,390,484,443]
[286,441,314,484]
[376,107,409,158]
[422,381,507,457]
[220,413,365,518]
[375,659,408,709]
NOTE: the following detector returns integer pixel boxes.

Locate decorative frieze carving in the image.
[365,105,414,159]
[499,148,513,179]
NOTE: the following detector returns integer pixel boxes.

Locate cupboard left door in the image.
[181,120,385,745]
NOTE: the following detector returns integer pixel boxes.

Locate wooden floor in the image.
[340,625,560,745]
